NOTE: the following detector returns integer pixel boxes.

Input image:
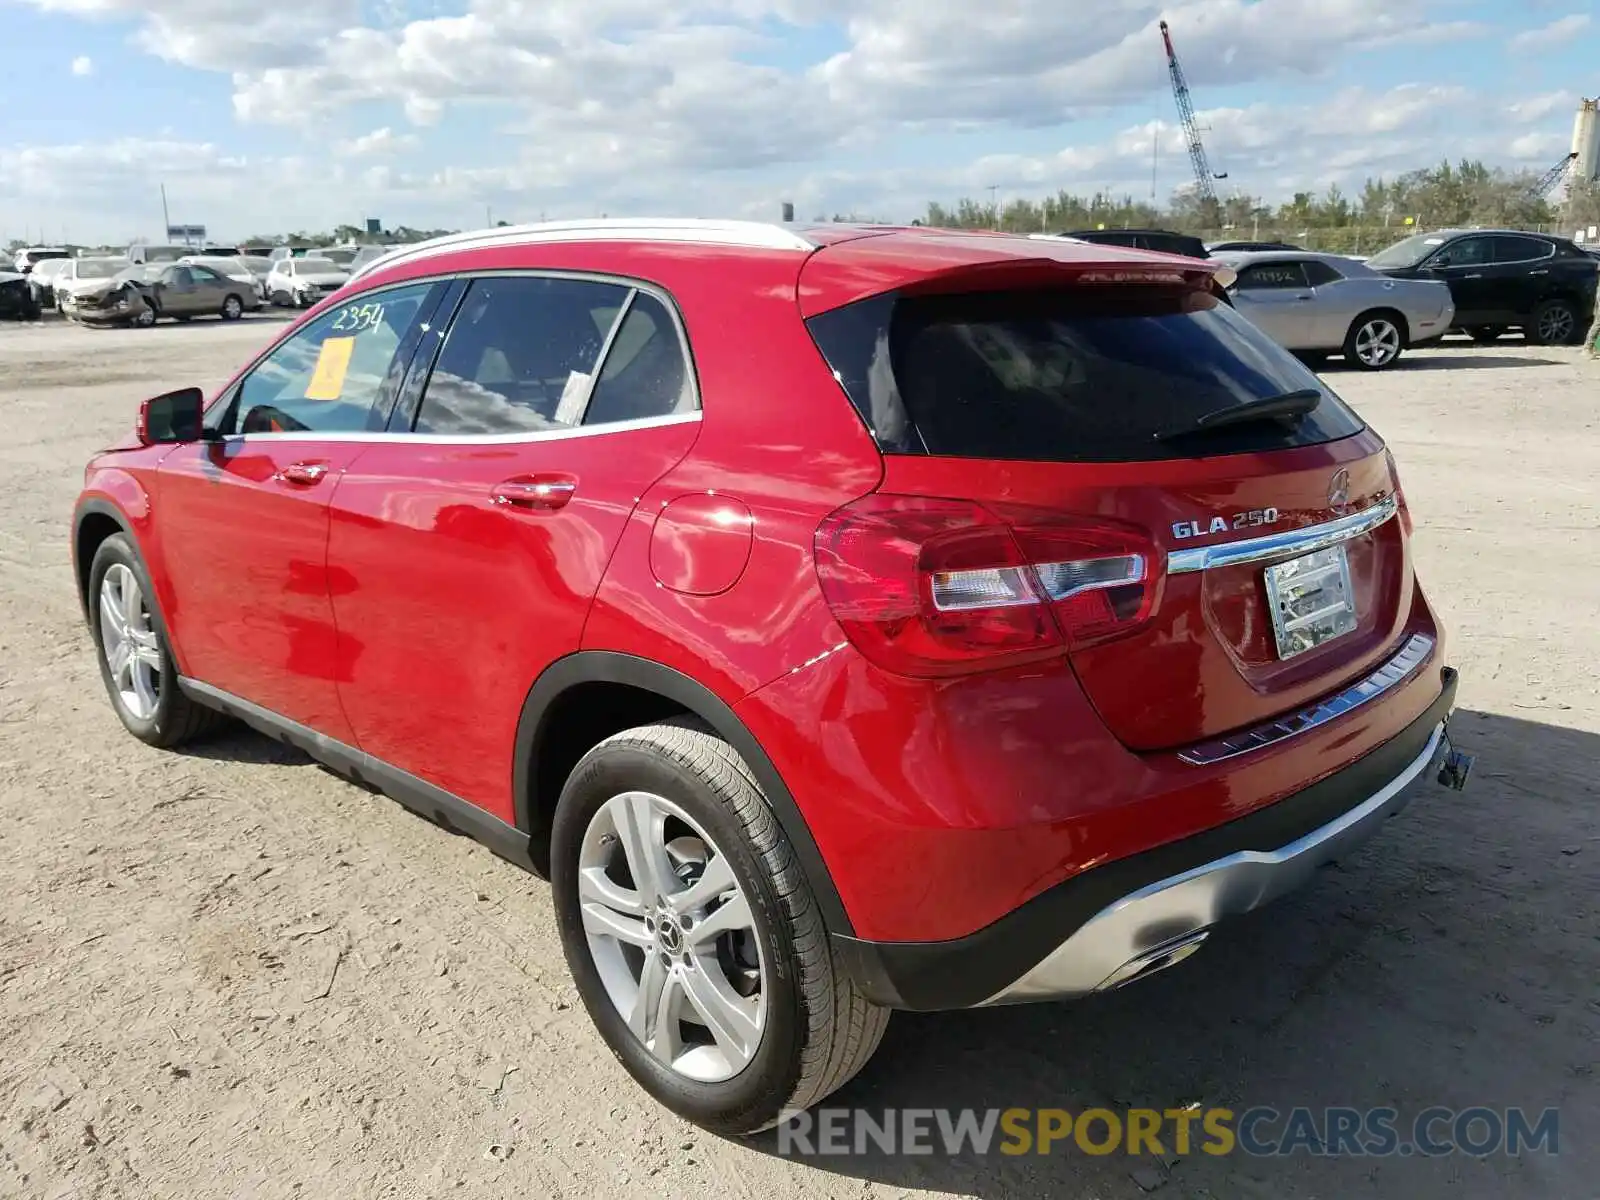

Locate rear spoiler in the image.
[799,228,1231,317]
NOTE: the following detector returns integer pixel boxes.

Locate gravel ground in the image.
[0,317,1595,1200]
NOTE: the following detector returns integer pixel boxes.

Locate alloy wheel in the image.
[99,563,163,720]
[578,790,766,1083]
[1538,306,1575,344]
[1355,318,1400,367]
[223,296,242,319]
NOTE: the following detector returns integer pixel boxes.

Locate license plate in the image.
[1263,545,1358,660]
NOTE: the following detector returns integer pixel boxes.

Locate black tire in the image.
[87,533,224,748]
[1528,299,1578,346]
[1342,310,1406,371]
[1466,325,1503,344]
[551,720,888,1137]
[220,294,243,321]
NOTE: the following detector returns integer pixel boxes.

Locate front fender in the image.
[73,465,189,675]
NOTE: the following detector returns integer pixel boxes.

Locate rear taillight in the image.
[814,494,1162,678]
[1384,448,1413,535]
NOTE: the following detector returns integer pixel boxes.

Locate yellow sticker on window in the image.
[304,336,356,401]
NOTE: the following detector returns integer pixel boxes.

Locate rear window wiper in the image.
[1155,387,1322,442]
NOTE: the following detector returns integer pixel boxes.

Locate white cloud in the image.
[70,54,93,75]
[0,82,1571,243]
[1508,13,1591,53]
[336,127,420,156]
[1507,92,1577,123]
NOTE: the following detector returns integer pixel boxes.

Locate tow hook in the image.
[1434,728,1474,791]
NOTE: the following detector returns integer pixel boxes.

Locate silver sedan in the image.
[1214,250,1455,370]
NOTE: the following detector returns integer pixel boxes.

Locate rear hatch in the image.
[805,268,1416,751]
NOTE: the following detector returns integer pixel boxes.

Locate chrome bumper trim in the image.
[1178,633,1434,766]
[981,721,1446,1005]
[1167,494,1399,575]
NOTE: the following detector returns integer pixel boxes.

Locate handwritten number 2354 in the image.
[331,303,384,333]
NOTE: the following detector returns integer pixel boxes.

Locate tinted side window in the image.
[1493,235,1553,263]
[413,276,629,435]
[1430,237,1492,267]
[1237,263,1308,290]
[583,292,696,425]
[223,282,437,435]
[1302,260,1343,286]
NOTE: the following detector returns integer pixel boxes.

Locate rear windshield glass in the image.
[806,287,1364,462]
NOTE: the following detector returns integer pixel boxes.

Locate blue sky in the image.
[0,0,1593,243]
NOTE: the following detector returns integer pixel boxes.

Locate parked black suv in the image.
[1057,228,1209,259]
[1364,229,1597,344]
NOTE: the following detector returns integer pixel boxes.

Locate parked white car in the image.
[264,256,350,308]
[181,254,267,305]
[52,257,132,308]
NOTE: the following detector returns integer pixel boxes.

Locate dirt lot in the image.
[0,317,1595,1200]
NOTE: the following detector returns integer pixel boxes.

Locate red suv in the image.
[73,220,1469,1136]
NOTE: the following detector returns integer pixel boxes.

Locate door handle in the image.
[491,475,576,511]
[1461,274,1483,279]
[274,461,330,486]
[1528,269,1548,276]
[1293,294,1313,301]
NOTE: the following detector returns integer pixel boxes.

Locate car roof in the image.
[350,218,1223,314]
[1212,249,1358,263]
[1058,228,1196,237]
[1424,228,1558,239]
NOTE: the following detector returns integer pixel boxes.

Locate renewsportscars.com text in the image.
[776,1106,1560,1158]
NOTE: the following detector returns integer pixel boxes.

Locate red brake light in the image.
[1384,448,1413,535]
[814,494,1162,678]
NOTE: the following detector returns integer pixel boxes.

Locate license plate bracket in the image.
[1263,544,1358,660]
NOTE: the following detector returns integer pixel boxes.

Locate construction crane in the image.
[1527,152,1577,201]
[1159,19,1227,206]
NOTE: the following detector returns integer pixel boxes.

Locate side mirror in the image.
[138,387,205,445]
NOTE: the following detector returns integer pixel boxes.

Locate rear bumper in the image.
[832,665,1458,1010]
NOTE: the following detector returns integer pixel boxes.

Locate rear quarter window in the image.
[807,286,1364,463]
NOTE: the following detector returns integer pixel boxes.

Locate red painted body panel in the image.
[735,590,1442,943]
[579,247,883,699]
[877,429,1409,748]
[797,229,1221,317]
[649,494,756,596]
[80,452,182,668]
[155,440,366,742]
[75,224,1456,952]
[325,421,701,820]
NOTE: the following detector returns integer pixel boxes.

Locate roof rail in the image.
[348,218,818,284]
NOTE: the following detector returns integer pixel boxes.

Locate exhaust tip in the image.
[1097,929,1209,992]
[1436,747,1474,792]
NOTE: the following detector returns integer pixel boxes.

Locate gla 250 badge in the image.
[1171,508,1282,540]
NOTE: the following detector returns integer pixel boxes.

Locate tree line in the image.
[899,160,1600,255]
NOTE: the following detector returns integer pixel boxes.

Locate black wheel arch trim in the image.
[72,496,135,623]
[513,650,856,937]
